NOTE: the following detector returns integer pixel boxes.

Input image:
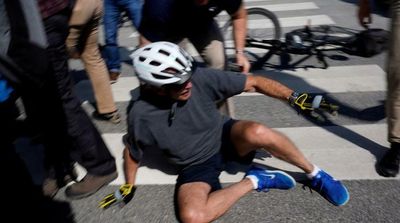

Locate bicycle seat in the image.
[285,31,313,54]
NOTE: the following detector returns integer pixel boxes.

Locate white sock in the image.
[245,175,259,189]
[306,164,321,179]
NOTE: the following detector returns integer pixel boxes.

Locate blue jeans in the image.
[103,0,143,73]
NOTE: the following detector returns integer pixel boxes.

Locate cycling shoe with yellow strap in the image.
[99,184,136,209]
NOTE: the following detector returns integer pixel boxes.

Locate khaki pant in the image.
[67,0,117,114]
[180,21,235,116]
[185,21,226,70]
[387,0,400,143]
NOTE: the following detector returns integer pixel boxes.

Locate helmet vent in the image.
[150,60,161,66]
[158,49,171,56]
[151,73,170,79]
[175,58,185,67]
[139,56,146,62]
[162,67,179,74]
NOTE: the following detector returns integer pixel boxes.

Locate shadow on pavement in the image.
[255,68,388,161]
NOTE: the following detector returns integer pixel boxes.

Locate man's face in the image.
[165,80,193,101]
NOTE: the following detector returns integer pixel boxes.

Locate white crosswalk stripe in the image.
[218,14,334,29]
[218,2,319,15]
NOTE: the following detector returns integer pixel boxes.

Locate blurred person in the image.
[0,56,74,222]
[103,0,143,83]
[139,0,251,73]
[100,42,350,221]
[359,0,400,177]
[67,0,121,123]
[3,0,77,198]
[35,0,118,199]
[1,2,74,221]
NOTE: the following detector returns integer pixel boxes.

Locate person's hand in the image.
[289,92,335,111]
[289,92,319,112]
[289,92,340,122]
[236,51,251,74]
[99,184,136,209]
[358,0,372,28]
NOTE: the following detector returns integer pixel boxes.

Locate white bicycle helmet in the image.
[130,41,195,87]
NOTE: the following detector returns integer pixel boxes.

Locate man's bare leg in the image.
[177,180,253,223]
[230,120,350,206]
[230,120,314,173]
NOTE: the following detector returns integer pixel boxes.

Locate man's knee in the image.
[179,207,207,223]
[239,122,283,151]
[244,122,269,139]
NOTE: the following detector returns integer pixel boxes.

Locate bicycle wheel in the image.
[286,25,358,52]
[220,7,281,69]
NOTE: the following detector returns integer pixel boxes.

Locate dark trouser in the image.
[43,11,116,176]
[19,71,73,178]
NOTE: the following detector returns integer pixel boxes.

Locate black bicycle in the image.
[220,8,371,71]
[220,8,346,118]
[246,25,362,70]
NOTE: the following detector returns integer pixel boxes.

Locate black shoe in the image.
[92,110,121,124]
[376,143,400,177]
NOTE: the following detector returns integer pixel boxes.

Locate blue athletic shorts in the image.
[176,119,255,192]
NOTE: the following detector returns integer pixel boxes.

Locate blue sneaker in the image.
[245,166,296,192]
[308,170,349,206]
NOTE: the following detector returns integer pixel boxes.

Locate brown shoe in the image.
[65,171,118,199]
[109,71,120,84]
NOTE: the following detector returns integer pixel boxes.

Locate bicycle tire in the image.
[286,25,358,51]
[220,7,281,70]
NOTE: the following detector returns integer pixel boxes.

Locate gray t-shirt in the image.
[124,67,246,167]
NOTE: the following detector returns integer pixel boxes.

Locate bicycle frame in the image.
[244,25,360,71]
[245,36,330,70]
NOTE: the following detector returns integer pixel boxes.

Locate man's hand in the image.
[289,92,339,114]
[358,0,372,28]
[236,51,251,74]
[99,184,136,209]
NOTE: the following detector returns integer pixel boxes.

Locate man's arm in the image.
[123,147,140,185]
[242,75,337,114]
[99,146,139,209]
[243,75,293,101]
[230,3,251,74]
